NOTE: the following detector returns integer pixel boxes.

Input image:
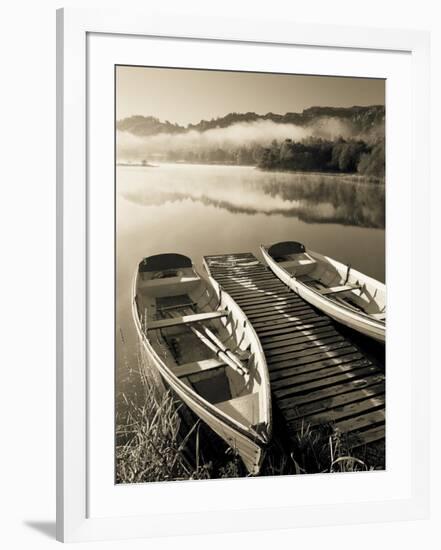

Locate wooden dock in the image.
[204,252,385,453]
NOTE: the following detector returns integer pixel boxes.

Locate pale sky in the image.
[116,66,385,126]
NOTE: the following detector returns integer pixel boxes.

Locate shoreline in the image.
[117,160,384,183]
[256,167,384,184]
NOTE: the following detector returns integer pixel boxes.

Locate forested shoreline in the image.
[257,137,385,178]
[160,137,385,180]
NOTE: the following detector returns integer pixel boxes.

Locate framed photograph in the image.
[56,8,430,542]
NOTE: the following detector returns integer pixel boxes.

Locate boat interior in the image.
[135,254,267,434]
[267,241,386,319]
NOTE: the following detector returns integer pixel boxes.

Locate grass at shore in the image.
[116,363,212,483]
[289,421,377,474]
[116,359,379,483]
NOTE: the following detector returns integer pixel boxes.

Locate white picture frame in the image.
[56,7,430,543]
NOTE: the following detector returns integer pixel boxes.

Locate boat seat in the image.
[279,254,316,276]
[319,284,361,296]
[147,310,229,331]
[173,358,226,378]
[140,275,200,289]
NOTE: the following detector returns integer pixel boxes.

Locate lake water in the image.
[116,163,385,402]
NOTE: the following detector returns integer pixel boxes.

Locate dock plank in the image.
[262,328,338,349]
[204,252,385,462]
[347,425,385,448]
[247,300,311,312]
[333,410,386,433]
[235,296,299,307]
[271,358,374,389]
[215,273,274,282]
[283,383,385,420]
[276,374,385,411]
[221,282,284,292]
[274,366,381,398]
[258,320,332,338]
[271,361,375,390]
[248,305,315,321]
[253,313,325,330]
[287,394,385,429]
[271,355,373,383]
[266,334,345,356]
[226,285,288,298]
[268,344,358,369]
[250,309,320,325]
[241,299,303,313]
[256,320,333,339]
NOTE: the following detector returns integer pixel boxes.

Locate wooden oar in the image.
[189,324,247,377]
[198,325,248,373]
[167,309,248,377]
[179,306,248,373]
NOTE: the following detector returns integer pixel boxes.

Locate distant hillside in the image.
[116,115,185,136]
[117,105,385,137]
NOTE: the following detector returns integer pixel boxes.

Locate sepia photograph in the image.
[115,66,386,483]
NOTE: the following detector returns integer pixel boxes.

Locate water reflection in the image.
[120,165,385,229]
[261,175,385,228]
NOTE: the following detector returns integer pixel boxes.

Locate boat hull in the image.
[261,246,385,343]
[137,336,264,475]
[131,264,269,475]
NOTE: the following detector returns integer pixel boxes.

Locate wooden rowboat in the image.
[132,253,272,475]
[260,241,386,343]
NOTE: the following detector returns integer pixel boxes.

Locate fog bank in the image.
[117,117,357,161]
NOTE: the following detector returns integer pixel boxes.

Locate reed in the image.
[290,420,379,474]
[116,358,211,483]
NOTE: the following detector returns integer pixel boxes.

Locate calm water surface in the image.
[116,163,385,400]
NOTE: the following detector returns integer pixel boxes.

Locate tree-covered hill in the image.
[117,105,385,137]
